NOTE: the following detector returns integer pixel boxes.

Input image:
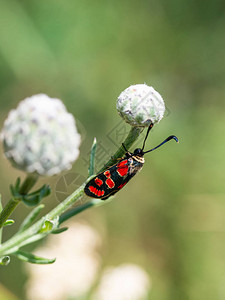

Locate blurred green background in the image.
[0,0,225,299]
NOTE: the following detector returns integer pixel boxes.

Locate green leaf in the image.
[51,227,68,234]
[0,256,10,266]
[10,181,50,206]
[39,220,53,233]
[3,219,15,227]
[22,185,51,206]
[10,177,22,201]
[15,177,21,190]
[18,233,47,248]
[13,250,56,264]
[10,184,21,201]
[88,137,97,176]
[59,202,94,224]
[18,204,45,233]
[39,216,59,233]
[59,199,103,225]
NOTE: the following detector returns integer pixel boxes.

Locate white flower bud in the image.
[1,94,81,176]
[117,84,165,127]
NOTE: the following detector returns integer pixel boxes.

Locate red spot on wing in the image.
[89,186,97,195]
[117,160,129,177]
[118,182,127,190]
[104,170,111,178]
[103,169,115,189]
[106,178,115,189]
[95,177,103,187]
[88,186,104,197]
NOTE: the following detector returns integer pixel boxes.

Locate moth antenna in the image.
[141,123,154,151]
[143,135,179,154]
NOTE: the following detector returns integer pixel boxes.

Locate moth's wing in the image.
[84,172,106,198]
[85,159,138,200]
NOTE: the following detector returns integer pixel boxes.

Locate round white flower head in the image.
[93,264,151,300]
[117,84,165,127]
[1,94,81,176]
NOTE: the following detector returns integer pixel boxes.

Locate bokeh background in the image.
[0,0,225,299]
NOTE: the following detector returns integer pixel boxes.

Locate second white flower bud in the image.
[117,84,165,127]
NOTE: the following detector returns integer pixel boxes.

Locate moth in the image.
[84,124,178,200]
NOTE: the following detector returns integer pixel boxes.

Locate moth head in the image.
[133,148,144,157]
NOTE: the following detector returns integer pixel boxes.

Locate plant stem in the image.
[0,182,86,256]
[0,126,143,256]
[59,199,103,224]
[0,198,20,229]
[47,183,85,220]
[19,173,39,194]
[99,126,143,172]
[60,127,144,223]
[0,174,38,229]
[66,126,144,218]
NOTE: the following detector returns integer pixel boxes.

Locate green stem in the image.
[60,126,144,223]
[59,199,103,224]
[47,183,85,220]
[100,126,143,172]
[59,202,94,224]
[0,198,20,229]
[19,173,39,194]
[0,183,85,256]
[0,126,143,256]
[0,174,38,229]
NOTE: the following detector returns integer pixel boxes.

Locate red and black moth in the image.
[84,124,178,200]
